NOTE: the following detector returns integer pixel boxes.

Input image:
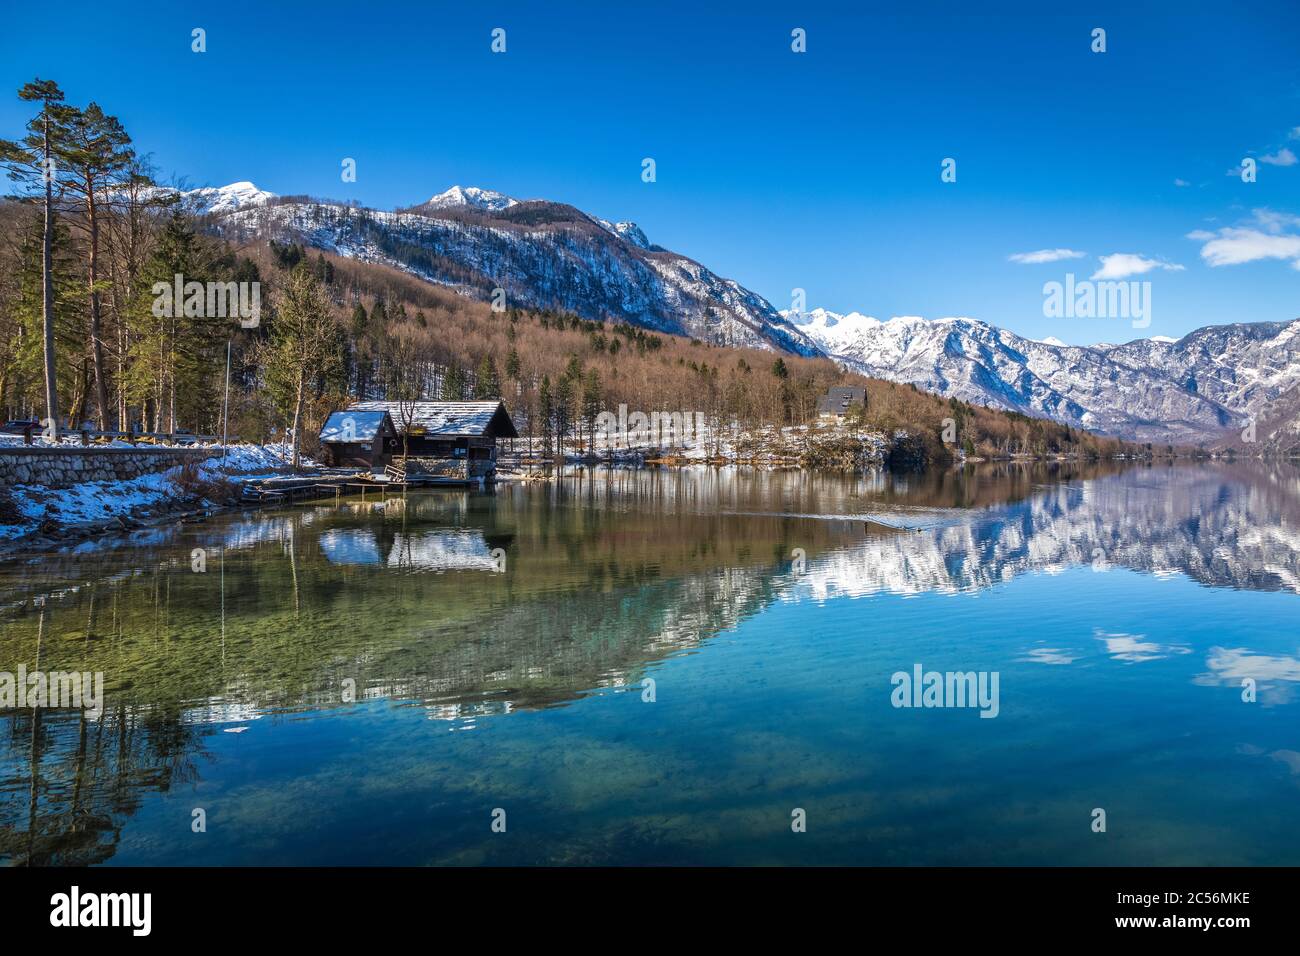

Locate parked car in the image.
[0,419,39,435]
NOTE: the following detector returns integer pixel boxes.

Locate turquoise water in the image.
[2,462,1299,865]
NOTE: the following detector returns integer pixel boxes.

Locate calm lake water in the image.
[3,461,1300,866]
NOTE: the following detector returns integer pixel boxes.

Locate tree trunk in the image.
[168,346,176,433]
[40,112,59,438]
[86,184,110,429]
[69,355,88,426]
[290,373,305,471]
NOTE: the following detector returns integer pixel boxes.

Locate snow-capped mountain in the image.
[596,219,651,249]
[215,185,819,355]
[784,307,1300,444]
[179,181,276,215]
[421,185,518,212]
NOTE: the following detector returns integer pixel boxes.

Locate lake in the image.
[2,461,1299,865]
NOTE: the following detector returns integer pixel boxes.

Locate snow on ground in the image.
[498,420,894,471]
[0,443,305,543]
[0,432,139,448]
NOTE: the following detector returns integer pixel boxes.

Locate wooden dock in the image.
[240,470,482,503]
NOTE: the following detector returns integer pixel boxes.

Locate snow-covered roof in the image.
[319,409,393,442]
[349,401,518,438]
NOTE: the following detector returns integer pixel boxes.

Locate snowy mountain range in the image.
[783,308,1300,446]
[185,180,1298,446]
[202,181,818,355]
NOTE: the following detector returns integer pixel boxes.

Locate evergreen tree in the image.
[0,212,79,419]
[0,79,70,434]
[255,266,342,469]
[58,101,136,428]
[538,374,554,458]
[474,354,500,399]
[126,210,222,432]
[554,372,574,458]
[348,303,370,397]
[441,362,464,400]
[581,367,602,452]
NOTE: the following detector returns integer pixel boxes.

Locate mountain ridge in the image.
[208,183,821,356]
[784,307,1300,445]
[185,180,1299,446]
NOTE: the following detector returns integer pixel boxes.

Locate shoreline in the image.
[0,452,1237,559]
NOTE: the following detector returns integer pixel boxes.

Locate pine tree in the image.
[0,79,70,435]
[126,210,225,432]
[348,303,368,336]
[581,367,602,452]
[441,362,464,400]
[474,354,500,399]
[58,101,136,429]
[554,373,574,458]
[255,266,342,469]
[538,374,553,458]
[1,211,79,419]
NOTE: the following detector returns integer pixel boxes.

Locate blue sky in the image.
[2,0,1298,343]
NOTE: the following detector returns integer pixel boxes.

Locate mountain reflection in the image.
[797,461,1300,597]
[1,460,1298,864]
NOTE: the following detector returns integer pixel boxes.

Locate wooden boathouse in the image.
[318,400,518,481]
[318,408,400,468]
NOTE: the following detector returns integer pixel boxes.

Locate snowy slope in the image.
[178,181,276,215]
[218,189,820,355]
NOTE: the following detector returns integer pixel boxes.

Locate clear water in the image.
[2,461,1299,865]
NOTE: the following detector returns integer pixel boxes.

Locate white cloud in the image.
[1201,646,1300,684]
[1018,646,1079,665]
[1260,147,1298,167]
[1174,178,1190,187]
[1188,208,1300,269]
[1251,207,1300,233]
[1090,253,1185,280]
[1095,630,1190,663]
[1008,248,1086,264]
[1290,127,1300,140]
[1195,228,1300,267]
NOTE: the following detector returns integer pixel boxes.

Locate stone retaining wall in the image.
[0,446,216,490]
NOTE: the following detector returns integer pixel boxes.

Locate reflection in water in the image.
[1,460,1298,865]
